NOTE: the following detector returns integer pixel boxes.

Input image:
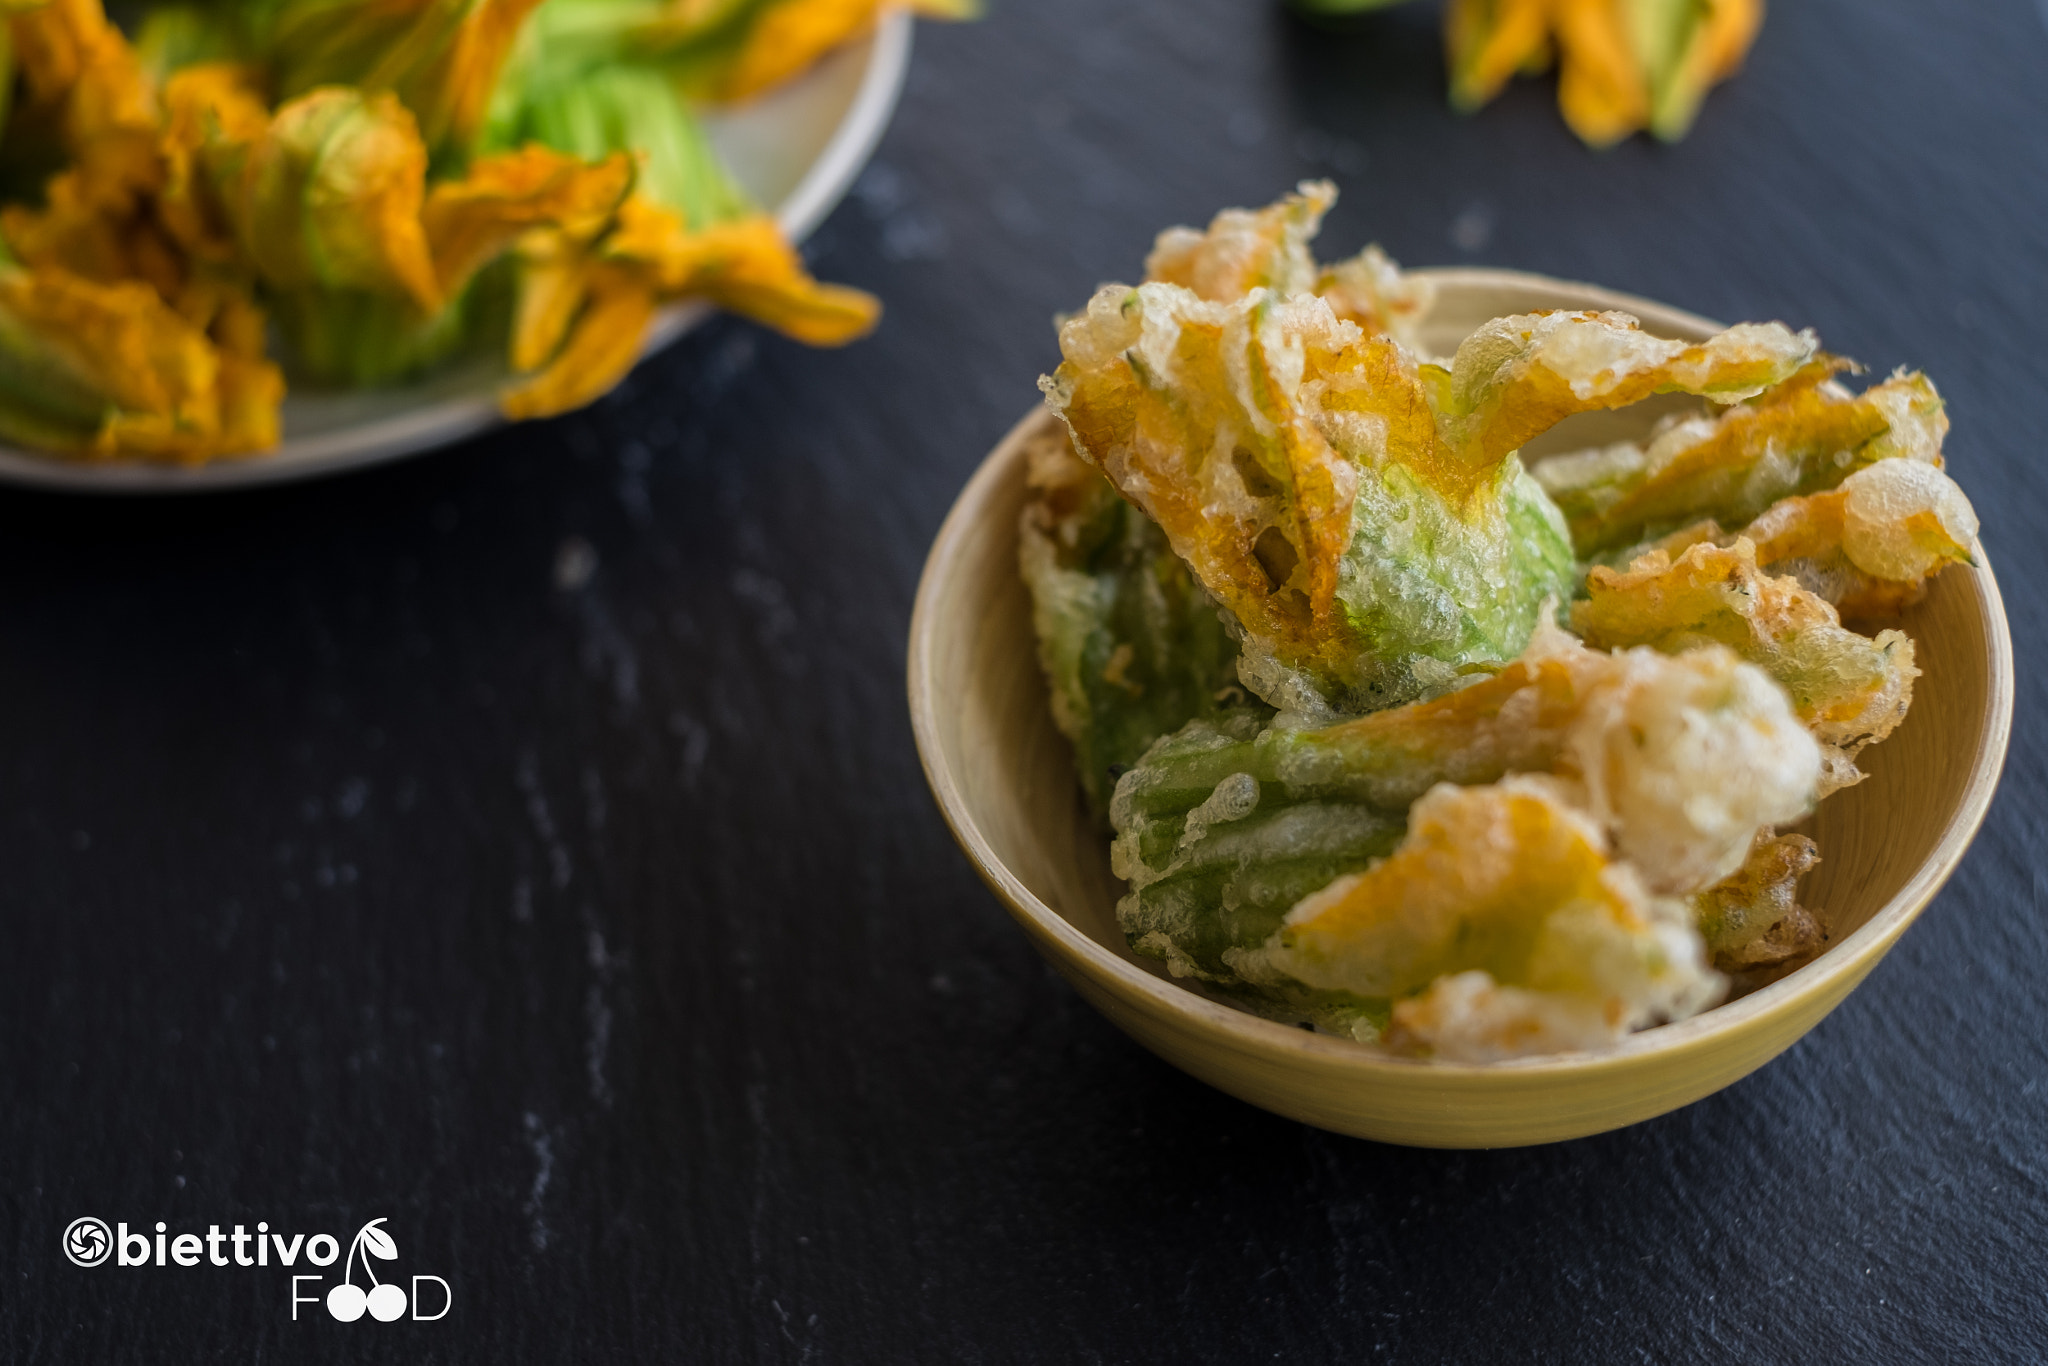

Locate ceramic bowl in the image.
[907,267,2014,1148]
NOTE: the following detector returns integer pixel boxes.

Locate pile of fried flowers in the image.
[0,0,970,463]
[1296,0,1764,148]
[1022,182,1977,1062]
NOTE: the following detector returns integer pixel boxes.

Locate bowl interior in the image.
[916,268,2011,1068]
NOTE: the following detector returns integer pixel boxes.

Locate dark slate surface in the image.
[5,1,2046,1361]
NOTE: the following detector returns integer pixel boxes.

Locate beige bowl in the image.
[907,269,2014,1148]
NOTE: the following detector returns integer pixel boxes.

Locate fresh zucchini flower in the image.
[163,78,445,309]
[0,261,280,460]
[1,166,184,294]
[421,142,635,296]
[696,0,980,105]
[495,62,752,228]
[1445,0,1764,147]
[8,0,164,208]
[264,141,637,387]
[157,63,270,265]
[502,197,878,418]
[263,0,550,156]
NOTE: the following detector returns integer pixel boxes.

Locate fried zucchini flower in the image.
[1018,422,1258,817]
[1043,258,1813,713]
[1447,0,1764,147]
[500,198,878,418]
[1693,831,1823,974]
[1142,181,1434,352]
[1110,624,1817,1049]
[1535,363,1949,558]
[1260,776,1723,1061]
[1573,538,1917,790]
[1739,459,1978,618]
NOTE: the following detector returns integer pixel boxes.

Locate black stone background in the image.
[5,1,2047,1361]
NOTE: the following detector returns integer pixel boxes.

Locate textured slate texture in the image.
[4,1,2046,1361]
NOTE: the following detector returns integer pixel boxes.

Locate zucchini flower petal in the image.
[158,64,272,265]
[266,0,549,155]
[1740,459,1977,617]
[421,143,635,296]
[705,0,978,105]
[506,225,590,373]
[1142,179,1436,348]
[1550,0,1645,148]
[1534,364,1948,557]
[499,266,654,419]
[1,167,184,295]
[1144,179,1332,303]
[1424,309,1816,498]
[500,198,877,419]
[1445,0,1553,114]
[602,201,879,342]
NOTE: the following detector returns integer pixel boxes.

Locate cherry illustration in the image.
[333,1217,403,1322]
[326,1283,368,1321]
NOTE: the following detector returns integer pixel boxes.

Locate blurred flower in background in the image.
[1291,0,1765,147]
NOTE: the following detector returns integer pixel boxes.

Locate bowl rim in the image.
[0,9,915,496]
[907,266,2016,1081]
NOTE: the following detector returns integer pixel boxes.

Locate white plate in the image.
[3,11,914,494]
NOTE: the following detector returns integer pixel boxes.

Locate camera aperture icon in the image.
[63,1217,112,1267]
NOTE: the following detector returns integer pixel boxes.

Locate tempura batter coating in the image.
[1019,424,1257,817]
[1255,777,1724,1061]
[1110,631,1817,1024]
[1144,180,1435,351]
[1044,281,1815,715]
[1534,364,1948,557]
[1573,539,1917,788]
[1740,459,1978,618]
[1693,832,1824,972]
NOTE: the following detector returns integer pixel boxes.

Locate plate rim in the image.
[0,9,915,496]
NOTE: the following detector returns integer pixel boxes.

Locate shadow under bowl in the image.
[908,268,2014,1148]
